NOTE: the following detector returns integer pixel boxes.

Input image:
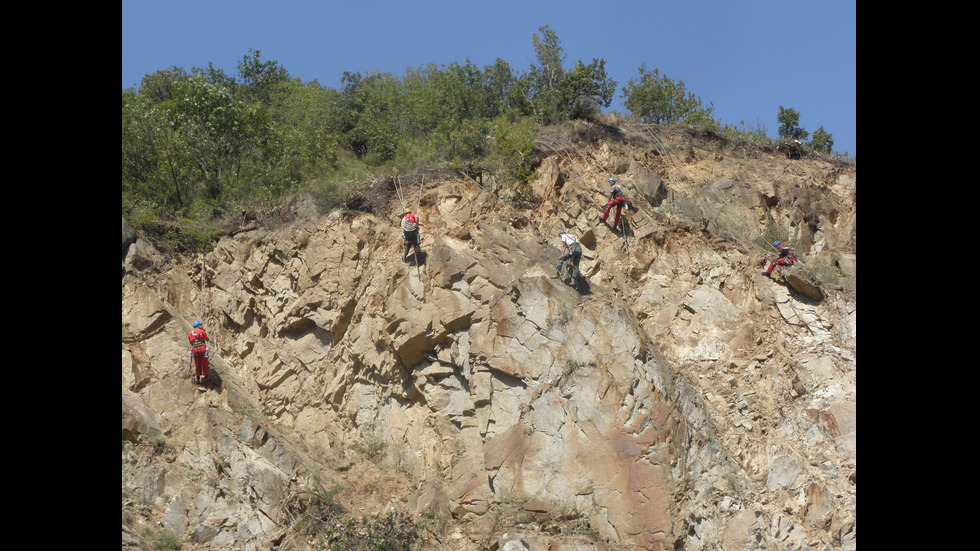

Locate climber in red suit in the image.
[764,241,798,276]
[187,320,210,384]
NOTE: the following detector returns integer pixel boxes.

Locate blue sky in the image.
[122,1,856,156]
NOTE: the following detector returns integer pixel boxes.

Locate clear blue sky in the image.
[122,1,856,156]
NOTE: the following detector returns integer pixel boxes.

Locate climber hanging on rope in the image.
[763,241,798,277]
[187,320,210,385]
[555,231,583,286]
[401,207,424,263]
[600,177,628,230]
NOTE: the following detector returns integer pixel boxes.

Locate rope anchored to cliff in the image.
[392,169,426,214]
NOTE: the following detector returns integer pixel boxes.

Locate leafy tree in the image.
[274,80,341,170]
[776,106,808,142]
[523,26,616,124]
[335,71,403,163]
[400,63,444,138]
[165,74,266,202]
[192,62,237,90]
[138,67,189,103]
[562,58,617,121]
[531,25,566,92]
[490,114,538,191]
[236,49,290,104]
[481,58,519,118]
[122,89,196,214]
[130,40,837,235]
[525,25,568,123]
[621,64,714,125]
[442,61,485,122]
[809,125,834,154]
[399,59,522,167]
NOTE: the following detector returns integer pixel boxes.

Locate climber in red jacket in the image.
[764,241,798,276]
[187,320,210,384]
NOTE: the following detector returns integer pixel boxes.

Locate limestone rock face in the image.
[122,388,161,442]
[122,126,856,551]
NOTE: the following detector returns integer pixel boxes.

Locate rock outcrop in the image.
[122,124,856,550]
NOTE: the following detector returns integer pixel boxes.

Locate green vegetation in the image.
[621,64,715,126]
[809,125,834,155]
[324,510,428,551]
[777,105,808,142]
[291,483,429,551]
[145,528,182,551]
[123,29,844,238]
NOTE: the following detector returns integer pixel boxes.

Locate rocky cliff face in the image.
[122,124,855,551]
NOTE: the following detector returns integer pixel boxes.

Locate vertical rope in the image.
[393,169,406,212]
[201,253,206,323]
[201,252,216,346]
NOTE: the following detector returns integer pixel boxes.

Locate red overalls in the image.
[188,327,210,378]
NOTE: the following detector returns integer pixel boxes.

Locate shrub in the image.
[324,510,428,551]
[490,114,538,192]
[809,126,834,154]
[146,528,181,551]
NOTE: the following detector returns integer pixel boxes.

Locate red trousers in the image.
[191,346,209,378]
[602,197,626,226]
[766,258,794,274]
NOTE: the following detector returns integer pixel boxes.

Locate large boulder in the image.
[784,265,825,302]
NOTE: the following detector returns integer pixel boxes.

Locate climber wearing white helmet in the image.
[555,230,583,282]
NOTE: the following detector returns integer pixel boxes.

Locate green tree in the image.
[401,63,444,137]
[490,114,538,191]
[809,125,834,154]
[138,66,188,103]
[776,106,808,142]
[399,59,521,166]
[531,25,566,91]
[336,71,403,163]
[524,26,615,124]
[165,75,263,202]
[273,79,341,172]
[122,89,196,215]
[435,61,502,158]
[527,25,568,124]
[562,58,617,121]
[236,49,290,104]
[621,64,714,125]
[192,62,237,89]
[482,58,519,118]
